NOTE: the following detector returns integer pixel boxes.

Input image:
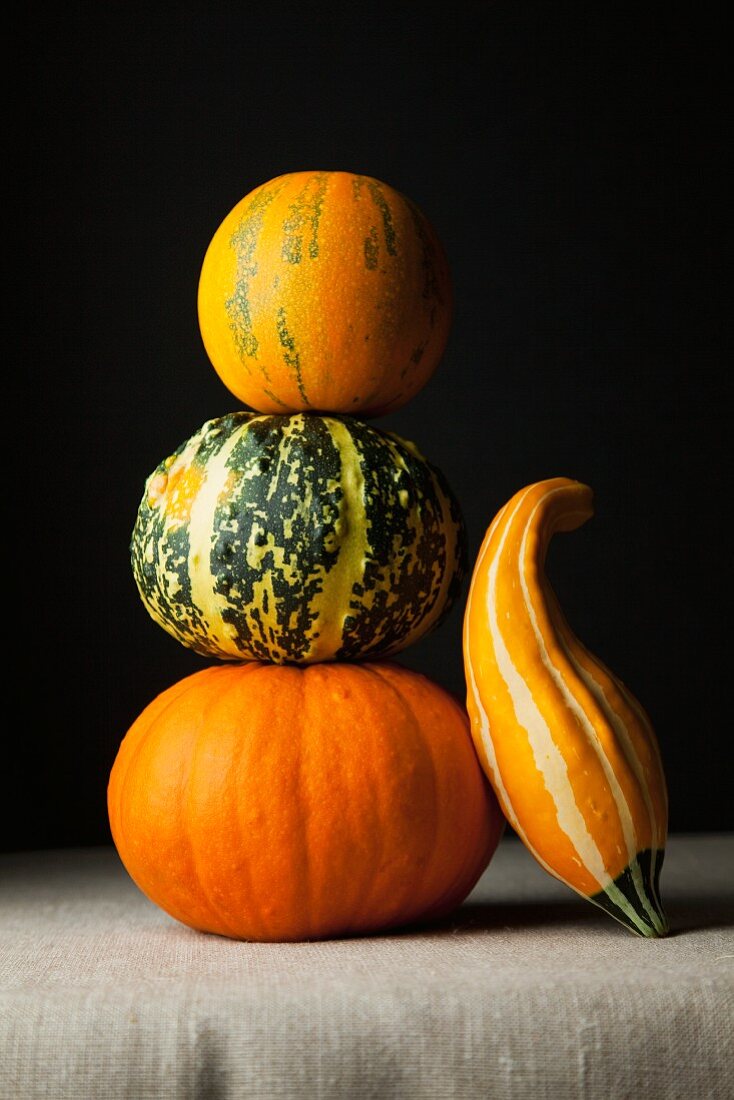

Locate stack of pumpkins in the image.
[110,170,670,941]
[108,171,506,943]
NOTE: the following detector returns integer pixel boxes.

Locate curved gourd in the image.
[463,477,669,937]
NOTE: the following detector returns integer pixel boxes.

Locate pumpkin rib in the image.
[223,670,270,940]
[352,662,442,927]
[109,671,194,875]
[311,662,412,933]
[183,700,243,941]
[251,664,317,940]
[298,665,336,934]
[308,663,399,934]
[364,662,500,923]
[200,664,307,940]
[164,670,248,936]
[188,665,276,940]
[112,671,224,932]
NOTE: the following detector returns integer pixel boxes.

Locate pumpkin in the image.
[107,660,503,942]
[197,170,453,417]
[131,411,467,664]
[462,477,669,937]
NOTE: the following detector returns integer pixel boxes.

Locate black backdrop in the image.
[7,3,730,851]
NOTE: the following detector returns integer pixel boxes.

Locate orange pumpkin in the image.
[108,660,503,942]
[197,170,453,416]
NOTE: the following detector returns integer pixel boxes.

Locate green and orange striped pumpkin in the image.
[463,477,669,937]
[131,411,467,665]
[197,170,453,417]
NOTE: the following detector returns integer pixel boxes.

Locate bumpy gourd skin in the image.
[463,477,669,937]
[197,170,453,417]
[131,412,467,665]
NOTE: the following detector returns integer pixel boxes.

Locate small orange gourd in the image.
[108,660,503,942]
[197,170,453,417]
[463,477,669,937]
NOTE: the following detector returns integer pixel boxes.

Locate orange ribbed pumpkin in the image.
[197,170,453,417]
[108,661,503,942]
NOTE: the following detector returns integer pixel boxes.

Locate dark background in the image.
[7,3,730,852]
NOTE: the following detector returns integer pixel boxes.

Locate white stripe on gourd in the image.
[187,424,242,648]
[463,504,561,876]
[304,417,369,661]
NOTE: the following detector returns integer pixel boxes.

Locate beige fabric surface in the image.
[1,833,732,1100]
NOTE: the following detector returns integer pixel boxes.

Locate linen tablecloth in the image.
[1,833,732,1099]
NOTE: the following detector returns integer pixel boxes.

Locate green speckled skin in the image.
[131,412,467,664]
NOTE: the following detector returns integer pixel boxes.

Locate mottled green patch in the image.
[281,172,328,264]
[405,195,446,319]
[364,226,379,270]
[335,419,466,659]
[226,188,281,369]
[211,414,343,662]
[409,341,426,366]
[351,176,366,201]
[276,307,309,405]
[131,416,255,658]
[366,179,397,256]
[262,387,288,408]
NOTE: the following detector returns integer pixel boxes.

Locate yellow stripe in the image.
[306,416,369,661]
[185,426,243,655]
